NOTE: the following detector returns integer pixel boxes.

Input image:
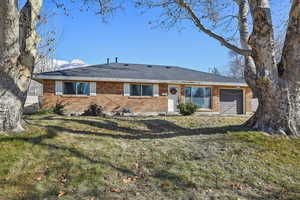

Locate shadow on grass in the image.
[2,116,298,200]
[153,170,197,189]
[0,127,136,177]
[32,115,251,140]
[0,125,203,199]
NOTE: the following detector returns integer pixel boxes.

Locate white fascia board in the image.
[33,75,248,87]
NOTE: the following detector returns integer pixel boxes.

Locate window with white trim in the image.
[185,87,212,109]
[130,84,153,96]
[63,82,90,95]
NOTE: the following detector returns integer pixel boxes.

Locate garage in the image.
[220,89,244,114]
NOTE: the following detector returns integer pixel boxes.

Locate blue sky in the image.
[41,0,289,73]
[41,1,231,73]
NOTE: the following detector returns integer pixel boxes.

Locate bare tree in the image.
[227,35,284,79]
[0,0,42,132]
[227,51,244,79]
[209,66,222,76]
[136,0,300,136]
[27,9,58,97]
[0,0,119,132]
[2,0,300,137]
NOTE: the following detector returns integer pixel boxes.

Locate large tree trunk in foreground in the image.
[244,0,300,137]
[276,0,300,136]
[179,0,300,136]
[0,0,42,132]
[245,0,281,132]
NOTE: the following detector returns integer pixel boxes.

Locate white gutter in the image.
[33,74,248,87]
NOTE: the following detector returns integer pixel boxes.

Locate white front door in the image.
[168,85,180,112]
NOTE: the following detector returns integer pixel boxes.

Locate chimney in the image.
[115,57,118,63]
[106,58,110,64]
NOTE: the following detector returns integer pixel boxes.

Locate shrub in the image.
[82,104,104,116]
[36,108,53,115]
[177,103,198,115]
[52,103,65,115]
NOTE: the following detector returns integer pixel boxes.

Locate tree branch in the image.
[19,0,43,71]
[178,1,252,57]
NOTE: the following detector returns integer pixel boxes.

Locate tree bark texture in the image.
[180,0,300,136]
[244,0,300,136]
[277,0,300,136]
[0,0,42,132]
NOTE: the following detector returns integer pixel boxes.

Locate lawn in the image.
[0,114,299,200]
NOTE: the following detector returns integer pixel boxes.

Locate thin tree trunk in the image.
[235,0,257,94]
[0,0,42,132]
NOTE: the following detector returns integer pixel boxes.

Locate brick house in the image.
[34,62,254,115]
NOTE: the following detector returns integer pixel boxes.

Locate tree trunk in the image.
[244,0,300,136]
[179,0,300,136]
[235,0,257,96]
[244,0,282,133]
[0,68,28,132]
[276,0,300,137]
[0,0,42,132]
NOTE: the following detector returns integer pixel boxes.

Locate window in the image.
[63,82,90,95]
[185,87,212,109]
[130,84,153,96]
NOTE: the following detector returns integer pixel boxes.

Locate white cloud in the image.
[58,59,88,70]
[34,58,88,73]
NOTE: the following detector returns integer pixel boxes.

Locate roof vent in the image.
[124,64,129,66]
[147,65,152,67]
[166,66,171,69]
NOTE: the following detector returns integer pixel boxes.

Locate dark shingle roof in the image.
[35,63,245,84]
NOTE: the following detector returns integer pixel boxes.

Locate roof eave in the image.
[33,75,248,87]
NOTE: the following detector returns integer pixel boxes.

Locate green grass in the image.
[0,114,299,200]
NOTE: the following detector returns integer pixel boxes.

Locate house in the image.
[33,62,254,115]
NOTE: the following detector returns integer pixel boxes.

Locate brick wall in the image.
[178,84,253,114]
[42,80,168,113]
[213,86,253,114]
[245,87,253,113]
[42,80,253,114]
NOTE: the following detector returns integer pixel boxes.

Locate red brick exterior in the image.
[42,80,168,113]
[178,85,252,113]
[211,85,253,113]
[42,80,253,114]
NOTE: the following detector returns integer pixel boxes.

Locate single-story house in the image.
[34,62,254,115]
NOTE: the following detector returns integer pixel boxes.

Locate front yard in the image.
[0,114,299,200]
